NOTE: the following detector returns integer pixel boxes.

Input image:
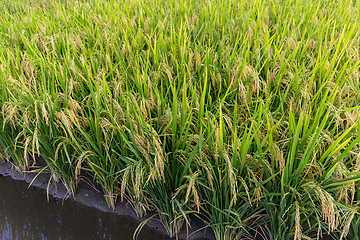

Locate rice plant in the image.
[0,0,359,239]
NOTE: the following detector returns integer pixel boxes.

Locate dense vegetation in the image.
[0,0,359,239]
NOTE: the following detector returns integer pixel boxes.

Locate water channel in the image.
[0,173,336,240]
[0,175,170,240]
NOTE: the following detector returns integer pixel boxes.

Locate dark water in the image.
[0,175,169,240]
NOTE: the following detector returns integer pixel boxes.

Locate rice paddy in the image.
[0,0,359,239]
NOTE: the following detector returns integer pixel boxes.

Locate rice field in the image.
[0,0,359,239]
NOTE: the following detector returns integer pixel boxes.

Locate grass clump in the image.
[0,0,360,239]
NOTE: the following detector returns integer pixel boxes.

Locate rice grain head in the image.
[340,211,355,240]
[294,201,302,240]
